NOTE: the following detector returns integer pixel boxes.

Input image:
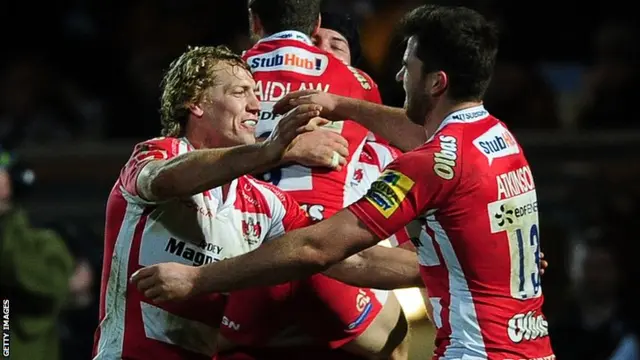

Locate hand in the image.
[540,252,549,276]
[130,262,200,303]
[264,104,325,160]
[273,90,343,121]
[283,130,349,170]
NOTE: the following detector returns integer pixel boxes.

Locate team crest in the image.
[242,218,262,245]
[351,168,364,186]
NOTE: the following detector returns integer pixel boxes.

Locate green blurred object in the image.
[0,209,74,360]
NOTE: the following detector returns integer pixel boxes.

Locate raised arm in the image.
[136,104,322,202]
[273,90,427,152]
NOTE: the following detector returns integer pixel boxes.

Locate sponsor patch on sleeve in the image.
[364,170,415,218]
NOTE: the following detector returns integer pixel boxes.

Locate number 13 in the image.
[513,223,541,299]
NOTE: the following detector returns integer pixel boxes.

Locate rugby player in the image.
[94,45,419,360]
[132,5,555,360]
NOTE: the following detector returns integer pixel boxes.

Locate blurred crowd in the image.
[1,0,639,359]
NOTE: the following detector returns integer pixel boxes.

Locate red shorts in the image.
[219,273,384,351]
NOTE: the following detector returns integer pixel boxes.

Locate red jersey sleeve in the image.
[349,133,462,240]
[119,137,180,200]
[259,181,314,240]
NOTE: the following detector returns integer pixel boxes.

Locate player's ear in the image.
[429,71,448,97]
[249,9,262,36]
[188,103,204,117]
[312,13,321,37]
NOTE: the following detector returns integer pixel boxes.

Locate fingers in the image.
[273,90,319,114]
[283,105,322,131]
[330,132,349,149]
[135,276,157,293]
[298,117,330,133]
[130,266,154,284]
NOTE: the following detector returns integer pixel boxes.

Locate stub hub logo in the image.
[247,47,328,76]
[473,123,520,165]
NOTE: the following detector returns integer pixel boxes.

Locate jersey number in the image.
[510,223,541,300]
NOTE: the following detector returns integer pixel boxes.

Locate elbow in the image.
[296,239,337,272]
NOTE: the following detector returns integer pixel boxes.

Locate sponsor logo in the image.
[347,66,372,90]
[496,165,535,200]
[348,289,373,329]
[507,311,549,343]
[473,124,520,165]
[433,135,458,180]
[451,109,488,121]
[165,238,221,266]
[301,204,325,221]
[247,47,329,76]
[221,316,241,331]
[489,192,538,232]
[255,80,330,102]
[241,218,262,245]
[365,170,415,218]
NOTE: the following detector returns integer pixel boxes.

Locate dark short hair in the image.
[320,12,361,63]
[400,5,499,101]
[249,0,322,35]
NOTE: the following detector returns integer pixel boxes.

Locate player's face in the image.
[397,36,433,126]
[314,28,351,65]
[201,63,259,147]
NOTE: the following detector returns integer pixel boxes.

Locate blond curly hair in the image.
[160,45,251,137]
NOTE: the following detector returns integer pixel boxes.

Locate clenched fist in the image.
[130,262,201,303]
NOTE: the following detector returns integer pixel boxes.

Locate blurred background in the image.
[0,0,639,359]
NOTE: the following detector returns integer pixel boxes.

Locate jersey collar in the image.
[438,105,489,130]
[427,105,490,143]
[256,31,314,46]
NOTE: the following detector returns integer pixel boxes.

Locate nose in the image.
[247,92,260,115]
[395,68,404,83]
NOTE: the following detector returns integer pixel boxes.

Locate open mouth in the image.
[241,119,258,128]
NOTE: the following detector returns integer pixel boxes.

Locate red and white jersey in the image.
[349,106,554,360]
[243,31,382,219]
[93,137,311,360]
[349,137,410,247]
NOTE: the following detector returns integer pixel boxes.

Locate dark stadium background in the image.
[1,0,638,359]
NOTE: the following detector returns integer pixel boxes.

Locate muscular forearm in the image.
[193,229,347,294]
[323,246,423,290]
[335,98,427,152]
[144,143,279,200]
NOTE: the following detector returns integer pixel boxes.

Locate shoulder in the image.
[337,65,377,92]
[130,137,185,159]
[387,127,464,183]
[467,117,522,164]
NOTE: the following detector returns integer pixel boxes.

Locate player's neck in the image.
[425,99,484,137]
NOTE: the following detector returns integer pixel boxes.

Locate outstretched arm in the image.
[273,90,427,152]
[131,209,385,301]
[323,245,422,290]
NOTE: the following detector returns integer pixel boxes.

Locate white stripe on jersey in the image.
[427,216,488,359]
[94,202,142,359]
